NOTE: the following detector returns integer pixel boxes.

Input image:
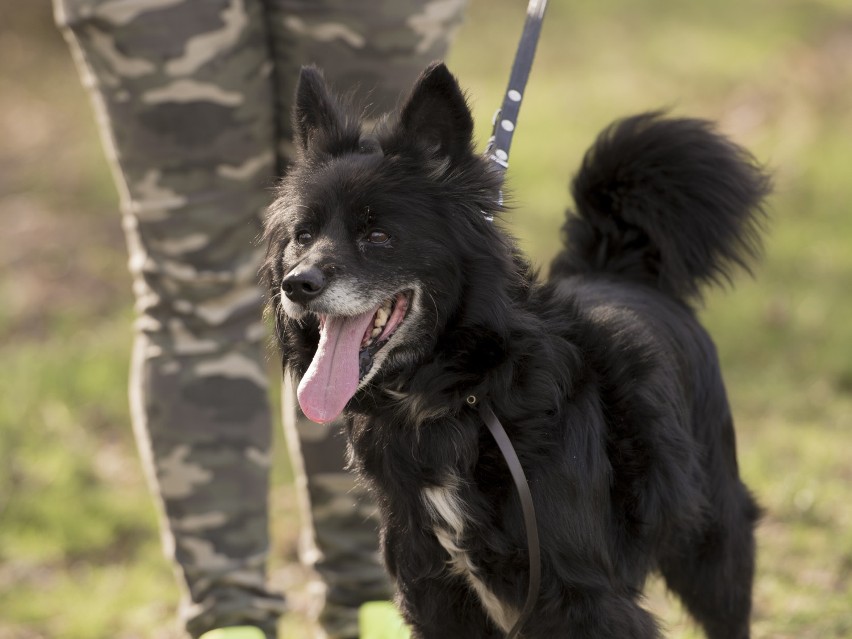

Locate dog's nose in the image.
[282,266,326,304]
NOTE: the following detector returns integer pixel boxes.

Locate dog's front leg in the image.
[396,573,503,639]
[382,524,500,638]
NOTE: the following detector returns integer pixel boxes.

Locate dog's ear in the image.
[293,66,344,151]
[396,62,474,160]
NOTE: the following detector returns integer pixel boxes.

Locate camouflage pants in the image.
[52,1,466,637]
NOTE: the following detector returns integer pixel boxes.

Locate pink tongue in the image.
[297,309,377,423]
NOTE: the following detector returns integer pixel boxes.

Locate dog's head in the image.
[263,63,508,423]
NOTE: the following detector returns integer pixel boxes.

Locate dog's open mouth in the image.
[297,291,410,423]
[358,292,410,377]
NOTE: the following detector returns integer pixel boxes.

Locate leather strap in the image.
[479,401,541,639]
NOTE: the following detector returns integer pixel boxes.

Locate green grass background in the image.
[1,1,850,637]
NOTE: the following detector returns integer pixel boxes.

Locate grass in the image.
[1,1,850,637]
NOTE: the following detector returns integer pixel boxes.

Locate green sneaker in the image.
[199,627,267,639]
[359,601,411,639]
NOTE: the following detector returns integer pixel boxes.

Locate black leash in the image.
[475,399,541,639]
[473,1,548,637]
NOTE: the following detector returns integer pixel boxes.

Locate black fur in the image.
[263,63,768,638]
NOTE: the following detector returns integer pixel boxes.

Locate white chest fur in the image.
[421,478,519,631]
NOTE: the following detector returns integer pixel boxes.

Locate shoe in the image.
[199,627,267,639]
[359,601,411,639]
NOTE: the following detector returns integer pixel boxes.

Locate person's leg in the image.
[53,0,286,636]
[263,2,468,637]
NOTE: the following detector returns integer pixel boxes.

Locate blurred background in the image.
[0,0,850,637]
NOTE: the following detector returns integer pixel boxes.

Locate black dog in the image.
[264,62,768,638]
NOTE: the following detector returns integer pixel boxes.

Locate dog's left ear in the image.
[396,62,474,160]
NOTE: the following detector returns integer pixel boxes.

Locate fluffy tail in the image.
[550,112,771,302]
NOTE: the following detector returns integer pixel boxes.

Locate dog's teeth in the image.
[376,308,389,326]
[367,299,395,342]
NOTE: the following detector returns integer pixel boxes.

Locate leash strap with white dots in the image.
[484,0,549,185]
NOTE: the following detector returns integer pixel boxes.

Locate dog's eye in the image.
[367,230,390,245]
[296,231,313,245]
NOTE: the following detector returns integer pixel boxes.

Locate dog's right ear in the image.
[293,66,343,151]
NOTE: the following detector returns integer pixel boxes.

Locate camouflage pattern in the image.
[53,0,466,637]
